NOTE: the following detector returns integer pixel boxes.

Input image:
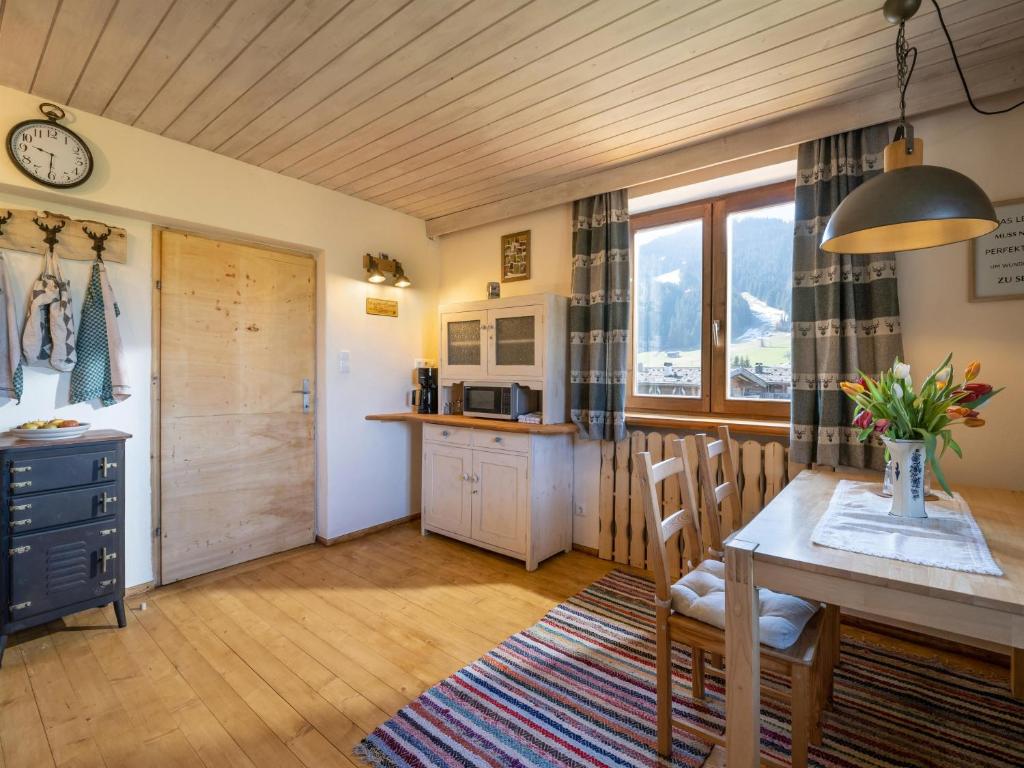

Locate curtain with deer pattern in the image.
[790,124,902,469]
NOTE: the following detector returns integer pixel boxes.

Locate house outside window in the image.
[628,181,794,420]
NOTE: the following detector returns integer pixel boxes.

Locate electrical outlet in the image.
[339,350,351,373]
[414,358,434,368]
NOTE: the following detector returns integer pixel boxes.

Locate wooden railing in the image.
[597,430,804,577]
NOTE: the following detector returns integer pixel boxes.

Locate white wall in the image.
[896,104,1024,490]
[437,103,1024,551]
[0,84,439,586]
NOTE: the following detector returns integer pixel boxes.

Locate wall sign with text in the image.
[971,198,1024,301]
[366,297,398,317]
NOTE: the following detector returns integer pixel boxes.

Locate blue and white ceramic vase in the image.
[882,437,928,518]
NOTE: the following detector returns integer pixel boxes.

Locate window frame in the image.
[627,181,794,421]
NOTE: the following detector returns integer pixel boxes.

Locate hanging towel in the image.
[70,259,129,406]
[22,247,76,371]
[0,252,23,402]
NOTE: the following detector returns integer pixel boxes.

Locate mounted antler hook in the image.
[83,224,112,262]
[33,216,65,251]
[0,210,11,237]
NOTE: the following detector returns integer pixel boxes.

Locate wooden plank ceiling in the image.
[1,0,1023,229]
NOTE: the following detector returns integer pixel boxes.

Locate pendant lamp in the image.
[820,0,999,254]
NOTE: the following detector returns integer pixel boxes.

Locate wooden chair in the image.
[695,427,841,709]
[637,439,828,768]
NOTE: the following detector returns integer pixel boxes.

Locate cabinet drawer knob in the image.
[441,430,450,437]
[494,436,503,443]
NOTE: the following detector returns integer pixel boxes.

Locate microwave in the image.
[462,382,539,421]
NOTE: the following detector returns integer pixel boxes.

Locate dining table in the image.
[723,469,1024,767]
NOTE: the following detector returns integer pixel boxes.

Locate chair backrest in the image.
[636,446,702,604]
[694,426,742,560]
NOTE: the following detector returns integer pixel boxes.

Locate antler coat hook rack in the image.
[83,225,111,262]
[33,216,65,251]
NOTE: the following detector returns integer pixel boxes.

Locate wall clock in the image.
[6,103,93,189]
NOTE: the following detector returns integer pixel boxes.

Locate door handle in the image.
[292,378,311,413]
[100,546,117,574]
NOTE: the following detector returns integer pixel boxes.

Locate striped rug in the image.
[355,571,1024,767]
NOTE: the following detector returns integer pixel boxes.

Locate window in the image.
[628,182,793,419]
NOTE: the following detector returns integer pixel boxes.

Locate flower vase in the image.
[882,437,928,518]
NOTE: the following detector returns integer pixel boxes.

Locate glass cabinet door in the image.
[486,306,544,380]
[441,310,487,380]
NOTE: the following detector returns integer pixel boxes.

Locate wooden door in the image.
[486,305,544,380]
[440,310,487,381]
[471,450,528,555]
[158,231,315,584]
[422,443,472,537]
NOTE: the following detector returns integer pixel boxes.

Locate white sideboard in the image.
[421,422,572,570]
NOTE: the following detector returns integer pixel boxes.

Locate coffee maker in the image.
[412,367,438,414]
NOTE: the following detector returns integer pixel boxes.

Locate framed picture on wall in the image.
[500,230,531,282]
[970,197,1024,301]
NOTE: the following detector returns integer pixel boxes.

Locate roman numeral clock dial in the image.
[6,103,93,189]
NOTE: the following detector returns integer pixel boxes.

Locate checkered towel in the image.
[69,259,129,407]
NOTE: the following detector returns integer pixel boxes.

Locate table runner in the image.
[811,479,1003,576]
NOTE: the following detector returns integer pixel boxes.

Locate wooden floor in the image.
[0,522,620,768]
[0,521,1010,768]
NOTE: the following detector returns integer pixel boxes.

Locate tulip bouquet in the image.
[839,355,1003,496]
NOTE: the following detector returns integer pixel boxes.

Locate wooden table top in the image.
[365,412,578,435]
[738,470,1024,616]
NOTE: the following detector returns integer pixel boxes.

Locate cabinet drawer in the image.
[9,449,120,495]
[423,424,472,446]
[471,430,530,453]
[8,483,119,533]
[8,520,119,622]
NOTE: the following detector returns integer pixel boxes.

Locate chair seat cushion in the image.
[670,559,818,650]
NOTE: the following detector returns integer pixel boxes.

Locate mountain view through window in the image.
[633,201,793,403]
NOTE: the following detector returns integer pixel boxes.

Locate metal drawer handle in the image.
[10,465,31,474]
[100,527,118,536]
[100,546,117,574]
[11,601,31,611]
[10,503,31,512]
[101,492,118,507]
[10,518,32,528]
[9,545,30,555]
[99,578,117,588]
[11,480,31,489]
[100,457,118,478]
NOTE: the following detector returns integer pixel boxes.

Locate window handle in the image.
[712,319,722,349]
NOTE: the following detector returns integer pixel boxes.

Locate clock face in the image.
[7,120,93,188]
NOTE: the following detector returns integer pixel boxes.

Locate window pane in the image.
[633,219,703,399]
[494,315,535,367]
[725,202,793,402]
[447,319,481,366]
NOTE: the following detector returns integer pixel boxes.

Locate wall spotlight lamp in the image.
[363,252,411,287]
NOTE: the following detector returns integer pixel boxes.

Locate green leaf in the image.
[919,430,953,497]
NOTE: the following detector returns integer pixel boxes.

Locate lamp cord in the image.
[931,0,1023,115]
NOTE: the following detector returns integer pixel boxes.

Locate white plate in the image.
[10,423,91,440]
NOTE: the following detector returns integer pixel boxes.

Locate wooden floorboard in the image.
[0,522,617,767]
[1,520,1008,768]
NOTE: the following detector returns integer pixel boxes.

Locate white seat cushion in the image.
[670,559,818,650]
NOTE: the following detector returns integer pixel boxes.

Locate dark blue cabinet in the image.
[0,430,129,666]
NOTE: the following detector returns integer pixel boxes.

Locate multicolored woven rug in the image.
[355,570,1024,767]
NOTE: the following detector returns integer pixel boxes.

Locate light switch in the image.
[339,350,351,373]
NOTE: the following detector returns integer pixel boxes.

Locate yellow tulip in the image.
[964,417,986,428]
[840,381,865,396]
[964,360,981,381]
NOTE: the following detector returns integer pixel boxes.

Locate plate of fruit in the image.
[11,419,90,440]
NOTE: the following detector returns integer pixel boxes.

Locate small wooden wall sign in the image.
[971,197,1024,301]
[0,208,127,263]
[366,297,398,317]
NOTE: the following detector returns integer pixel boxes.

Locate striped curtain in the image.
[569,190,630,442]
[790,124,903,469]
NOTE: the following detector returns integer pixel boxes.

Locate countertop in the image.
[365,412,577,435]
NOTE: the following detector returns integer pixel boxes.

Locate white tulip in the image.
[893,361,911,380]
[935,367,951,383]
[893,382,904,399]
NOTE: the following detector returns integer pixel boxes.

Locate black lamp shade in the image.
[820,165,998,253]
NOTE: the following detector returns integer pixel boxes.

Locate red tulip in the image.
[873,418,891,434]
[958,382,993,403]
[853,411,872,429]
